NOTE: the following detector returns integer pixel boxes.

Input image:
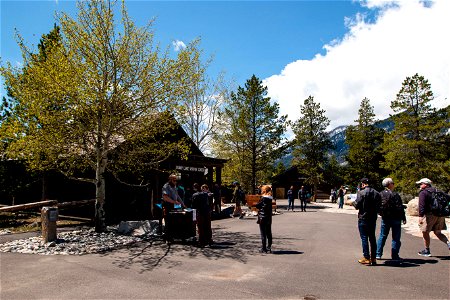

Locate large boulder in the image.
[407,197,419,216]
[118,220,160,236]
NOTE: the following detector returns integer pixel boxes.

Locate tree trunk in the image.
[41,173,48,200]
[94,156,107,232]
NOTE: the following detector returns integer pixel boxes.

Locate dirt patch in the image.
[0,212,86,234]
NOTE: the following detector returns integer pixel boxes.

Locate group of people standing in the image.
[330,186,347,209]
[287,185,309,212]
[161,174,219,247]
[353,177,450,266]
[161,174,274,253]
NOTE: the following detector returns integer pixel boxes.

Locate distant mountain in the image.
[328,117,394,163]
[277,104,448,167]
[328,125,349,163]
[278,116,395,166]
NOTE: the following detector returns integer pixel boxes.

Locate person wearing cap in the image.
[416,178,450,257]
[376,178,406,261]
[353,177,381,265]
[162,174,185,210]
[161,174,185,240]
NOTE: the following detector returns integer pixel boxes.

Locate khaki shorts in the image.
[419,214,448,232]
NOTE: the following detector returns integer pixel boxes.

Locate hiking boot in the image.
[418,249,431,257]
[358,257,371,265]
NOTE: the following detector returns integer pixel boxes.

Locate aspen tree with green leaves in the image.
[345,97,385,189]
[382,73,450,194]
[292,96,332,199]
[0,0,203,232]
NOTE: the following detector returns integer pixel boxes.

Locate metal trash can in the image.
[165,209,196,241]
[41,206,58,243]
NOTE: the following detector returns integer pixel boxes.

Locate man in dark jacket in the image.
[353,178,381,265]
[416,178,450,257]
[298,186,307,212]
[376,177,406,260]
[191,184,214,247]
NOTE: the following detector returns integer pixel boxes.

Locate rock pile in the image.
[0,227,148,256]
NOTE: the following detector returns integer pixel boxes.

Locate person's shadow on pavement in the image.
[381,258,439,268]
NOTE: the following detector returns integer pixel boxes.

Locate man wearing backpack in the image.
[416,178,450,256]
[353,178,381,266]
[376,178,406,261]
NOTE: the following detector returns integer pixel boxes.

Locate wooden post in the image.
[41,206,58,243]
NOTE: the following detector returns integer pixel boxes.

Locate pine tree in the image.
[382,73,449,194]
[345,97,385,189]
[214,75,288,193]
[292,96,332,198]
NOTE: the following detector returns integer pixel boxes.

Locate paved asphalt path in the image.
[1,200,449,299]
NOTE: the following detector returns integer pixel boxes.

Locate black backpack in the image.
[430,189,450,217]
[380,190,394,217]
[238,189,246,204]
[380,189,403,218]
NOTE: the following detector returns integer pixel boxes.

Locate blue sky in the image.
[1,0,449,129]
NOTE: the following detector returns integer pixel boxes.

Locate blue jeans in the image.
[338,196,344,208]
[358,219,377,259]
[288,198,294,210]
[300,199,307,211]
[376,218,402,258]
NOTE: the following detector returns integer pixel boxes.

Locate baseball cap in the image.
[415,178,432,185]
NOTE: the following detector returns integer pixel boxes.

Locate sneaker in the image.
[358,257,371,265]
[376,255,382,260]
[391,256,403,261]
[418,249,431,257]
[447,241,450,250]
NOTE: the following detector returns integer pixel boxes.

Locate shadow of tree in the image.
[101,225,271,273]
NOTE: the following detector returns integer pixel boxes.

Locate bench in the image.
[245,195,277,212]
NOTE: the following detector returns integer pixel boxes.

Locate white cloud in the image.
[172,39,186,52]
[264,0,450,130]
